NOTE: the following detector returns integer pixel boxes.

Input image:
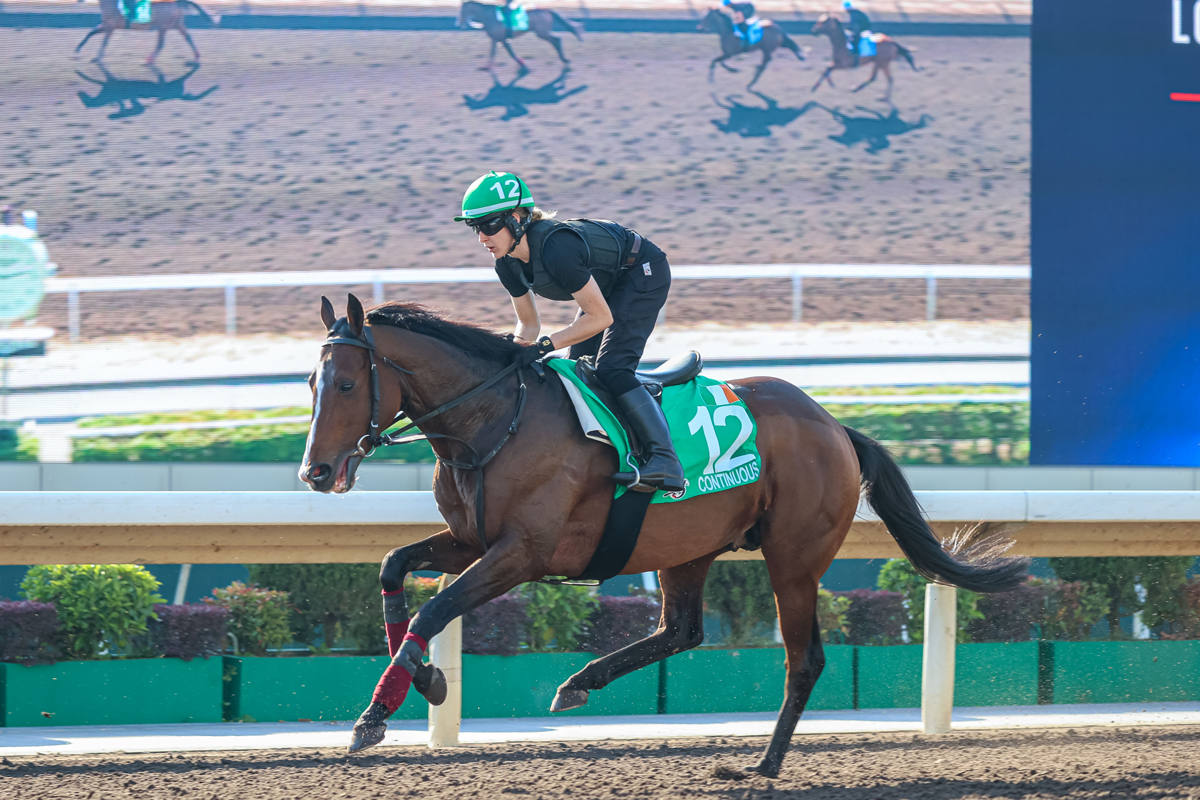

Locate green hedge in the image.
[0,428,38,461]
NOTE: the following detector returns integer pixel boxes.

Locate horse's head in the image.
[698,7,728,32]
[300,294,402,493]
[812,13,838,35]
[457,1,481,28]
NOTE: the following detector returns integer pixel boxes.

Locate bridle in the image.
[318,317,529,553]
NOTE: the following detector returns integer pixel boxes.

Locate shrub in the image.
[837,589,906,646]
[521,582,598,652]
[876,558,982,643]
[1164,578,1200,639]
[1038,578,1109,641]
[817,587,850,643]
[704,561,777,645]
[0,600,60,665]
[585,596,661,655]
[249,564,384,653]
[969,581,1048,642]
[21,565,165,660]
[1048,557,1192,636]
[463,593,528,655]
[139,604,230,660]
[205,582,291,656]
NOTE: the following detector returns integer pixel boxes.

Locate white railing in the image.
[44,264,1031,341]
[2,489,1197,743]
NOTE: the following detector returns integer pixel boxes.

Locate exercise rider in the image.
[456,170,685,493]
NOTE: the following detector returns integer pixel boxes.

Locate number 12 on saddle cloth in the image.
[547,359,762,504]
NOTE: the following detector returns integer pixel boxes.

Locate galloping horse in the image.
[457,2,583,72]
[811,13,915,104]
[76,0,217,64]
[301,295,1027,778]
[698,7,804,90]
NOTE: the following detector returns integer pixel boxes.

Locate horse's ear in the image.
[320,296,337,331]
[347,294,365,337]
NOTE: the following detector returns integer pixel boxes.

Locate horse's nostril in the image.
[310,463,332,482]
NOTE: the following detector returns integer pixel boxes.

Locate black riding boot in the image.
[616,385,685,493]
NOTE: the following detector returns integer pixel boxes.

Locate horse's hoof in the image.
[550,687,589,713]
[347,702,390,754]
[746,759,780,778]
[413,663,447,707]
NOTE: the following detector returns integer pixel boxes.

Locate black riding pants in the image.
[568,255,671,397]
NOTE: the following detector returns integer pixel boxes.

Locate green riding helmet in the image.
[454,171,535,222]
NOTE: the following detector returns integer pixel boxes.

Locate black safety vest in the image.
[509,219,636,302]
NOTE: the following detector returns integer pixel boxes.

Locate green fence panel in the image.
[664,646,854,714]
[2,658,223,727]
[857,645,922,709]
[462,653,658,718]
[230,656,428,723]
[954,642,1039,707]
[1052,641,1200,705]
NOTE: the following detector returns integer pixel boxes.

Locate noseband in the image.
[319,317,528,553]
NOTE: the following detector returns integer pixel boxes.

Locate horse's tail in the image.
[177,0,218,25]
[895,42,917,70]
[843,425,1028,593]
[549,10,583,40]
[780,31,804,60]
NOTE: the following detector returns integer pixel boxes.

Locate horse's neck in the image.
[826,24,847,45]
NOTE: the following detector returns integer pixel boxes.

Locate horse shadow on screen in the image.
[711,92,818,138]
[817,104,931,154]
[463,66,587,121]
[76,62,218,119]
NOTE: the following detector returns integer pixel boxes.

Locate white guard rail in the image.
[44,264,1031,341]
[5,488,1195,744]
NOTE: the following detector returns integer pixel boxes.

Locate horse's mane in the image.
[367,301,523,363]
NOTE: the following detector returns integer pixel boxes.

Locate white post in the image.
[921,582,956,734]
[373,281,385,306]
[428,574,462,748]
[225,286,237,336]
[925,276,937,321]
[173,564,192,605]
[791,274,803,323]
[68,290,80,344]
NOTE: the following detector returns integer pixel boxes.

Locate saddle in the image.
[496,4,530,32]
[733,18,765,47]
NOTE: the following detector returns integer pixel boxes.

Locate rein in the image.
[322,319,529,553]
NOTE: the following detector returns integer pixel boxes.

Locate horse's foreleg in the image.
[180,26,200,63]
[550,556,715,713]
[748,50,772,89]
[502,39,527,70]
[852,63,879,93]
[94,30,114,62]
[812,65,834,92]
[483,38,498,70]
[883,62,894,104]
[76,25,103,54]
[350,533,534,754]
[147,29,167,65]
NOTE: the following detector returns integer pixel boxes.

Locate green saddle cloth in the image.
[547,358,762,505]
[495,4,530,32]
[120,0,152,23]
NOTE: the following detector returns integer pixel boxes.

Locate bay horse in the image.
[76,0,218,65]
[457,1,583,72]
[301,295,1027,778]
[811,13,915,104]
[698,7,804,90]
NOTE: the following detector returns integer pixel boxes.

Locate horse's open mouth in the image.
[333,453,363,493]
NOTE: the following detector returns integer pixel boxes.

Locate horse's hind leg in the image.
[541,32,568,63]
[551,556,715,712]
[748,50,771,89]
[853,63,879,93]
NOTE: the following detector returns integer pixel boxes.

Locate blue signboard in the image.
[1031,0,1200,465]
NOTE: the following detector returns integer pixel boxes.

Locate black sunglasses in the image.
[467,213,509,236]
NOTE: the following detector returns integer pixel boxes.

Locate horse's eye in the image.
[339,382,354,393]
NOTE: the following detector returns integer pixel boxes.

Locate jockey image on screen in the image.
[843,0,872,66]
[456,171,685,493]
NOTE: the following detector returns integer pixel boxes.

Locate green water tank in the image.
[0,223,49,323]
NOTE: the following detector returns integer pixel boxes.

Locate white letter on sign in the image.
[1194,0,1200,42]
[1173,0,1192,43]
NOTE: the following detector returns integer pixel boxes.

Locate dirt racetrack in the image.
[3,28,1029,338]
[5,726,1200,799]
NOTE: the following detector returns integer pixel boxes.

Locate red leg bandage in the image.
[371,632,429,713]
[382,589,408,658]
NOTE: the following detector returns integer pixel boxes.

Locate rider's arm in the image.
[511,291,542,343]
[548,277,613,349]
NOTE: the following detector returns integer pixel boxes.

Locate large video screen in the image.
[1030,0,1200,465]
[3,9,1030,338]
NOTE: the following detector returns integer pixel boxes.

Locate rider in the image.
[721,0,756,44]
[843,0,872,67]
[455,171,685,493]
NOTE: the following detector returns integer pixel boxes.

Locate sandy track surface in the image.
[4,29,1028,338]
[5,726,1199,799]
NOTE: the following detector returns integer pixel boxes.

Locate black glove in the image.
[511,335,556,367]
